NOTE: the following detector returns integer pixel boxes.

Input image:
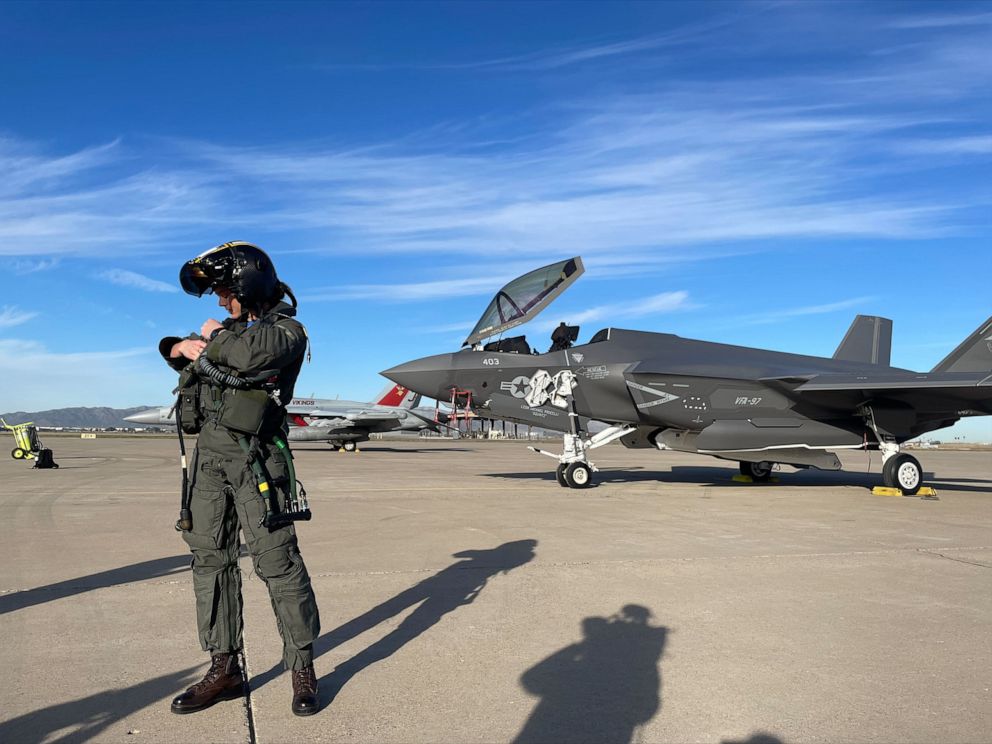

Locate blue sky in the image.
[0,1,989,441]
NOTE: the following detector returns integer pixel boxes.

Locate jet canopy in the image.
[463,257,584,347]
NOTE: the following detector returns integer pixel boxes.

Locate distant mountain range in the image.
[0,407,157,429]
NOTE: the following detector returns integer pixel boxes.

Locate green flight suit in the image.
[160,301,320,670]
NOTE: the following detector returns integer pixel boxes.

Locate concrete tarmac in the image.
[1,437,989,744]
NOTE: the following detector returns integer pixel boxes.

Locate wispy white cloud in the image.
[97,269,178,293]
[896,135,992,155]
[0,306,38,328]
[304,276,509,303]
[532,291,693,332]
[325,5,770,73]
[735,297,874,326]
[5,257,60,274]
[422,291,694,338]
[0,5,988,275]
[889,12,992,29]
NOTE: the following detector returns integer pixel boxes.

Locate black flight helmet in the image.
[180,241,281,312]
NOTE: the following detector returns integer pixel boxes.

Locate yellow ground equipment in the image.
[2,419,58,468]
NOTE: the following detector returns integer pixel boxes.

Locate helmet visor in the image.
[180,260,218,296]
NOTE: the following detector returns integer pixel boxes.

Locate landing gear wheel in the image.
[342,441,357,452]
[11,448,25,460]
[883,453,922,495]
[740,461,773,482]
[564,462,592,489]
[555,463,568,487]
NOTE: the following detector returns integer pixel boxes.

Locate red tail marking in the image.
[376,385,409,407]
[289,414,309,428]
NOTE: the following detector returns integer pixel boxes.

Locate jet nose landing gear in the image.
[556,461,592,488]
[525,369,634,489]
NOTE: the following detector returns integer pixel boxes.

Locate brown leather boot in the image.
[171,652,246,714]
[291,665,319,716]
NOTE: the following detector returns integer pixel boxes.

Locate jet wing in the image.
[786,371,992,412]
[794,371,991,392]
[343,409,408,424]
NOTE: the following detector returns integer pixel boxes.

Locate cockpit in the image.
[479,321,581,356]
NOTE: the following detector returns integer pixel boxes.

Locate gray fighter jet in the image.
[126,383,447,451]
[383,257,992,491]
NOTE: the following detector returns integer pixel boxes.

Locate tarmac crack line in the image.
[918,549,992,568]
[240,558,260,744]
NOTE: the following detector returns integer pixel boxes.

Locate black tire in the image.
[342,441,357,452]
[740,460,773,482]
[564,462,592,489]
[555,463,568,487]
[12,448,25,460]
[883,453,922,495]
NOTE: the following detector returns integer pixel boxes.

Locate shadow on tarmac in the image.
[249,539,537,704]
[483,465,991,493]
[0,555,190,615]
[513,604,667,744]
[343,446,475,454]
[292,446,474,454]
[0,665,201,744]
[722,735,786,744]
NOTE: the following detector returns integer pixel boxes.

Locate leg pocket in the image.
[182,454,230,549]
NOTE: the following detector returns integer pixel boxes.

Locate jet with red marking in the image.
[125,383,447,451]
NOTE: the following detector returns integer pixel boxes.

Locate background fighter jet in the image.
[383,257,992,491]
[126,383,447,451]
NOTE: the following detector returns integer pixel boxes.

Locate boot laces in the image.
[293,667,316,695]
[189,654,234,693]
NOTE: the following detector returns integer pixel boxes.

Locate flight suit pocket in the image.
[181,454,229,550]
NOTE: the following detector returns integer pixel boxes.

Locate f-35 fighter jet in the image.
[383,257,992,491]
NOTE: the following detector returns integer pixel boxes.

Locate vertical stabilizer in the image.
[374,383,421,409]
[931,316,992,373]
[833,315,892,365]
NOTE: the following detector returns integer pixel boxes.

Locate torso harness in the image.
[174,352,312,533]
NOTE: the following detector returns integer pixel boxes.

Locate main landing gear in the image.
[739,460,773,482]
[882,452,923,494]
[525,369,634,489]
[863,406,923,495]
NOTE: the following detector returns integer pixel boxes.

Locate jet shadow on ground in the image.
[340,446,475,454]
[484,464,991,493]
[0,554,190,615]
[0,665,201,744]
[513,604,668,744]
[249,539,537,705]
[292,446,474,454]
[722,734,785,744]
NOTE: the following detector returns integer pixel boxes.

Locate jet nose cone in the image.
[381,353,454,400]
[124,407,173,425]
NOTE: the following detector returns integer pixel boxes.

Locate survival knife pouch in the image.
[176,368,204,435]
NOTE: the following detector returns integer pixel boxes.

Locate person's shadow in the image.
[0,665,201,744]
[249,539,537,704]
[513,604,668,744]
